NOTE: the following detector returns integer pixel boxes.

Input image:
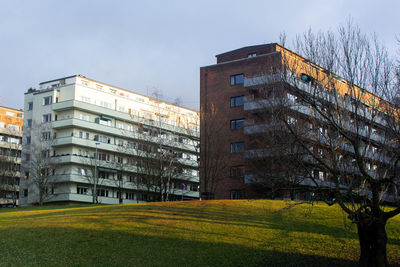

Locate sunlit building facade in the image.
[20,75,199,205]
[0,106,23,206]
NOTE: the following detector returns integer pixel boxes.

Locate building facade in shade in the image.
[0,106,23,206]
[20,75,199,205]
[200,44,399,201]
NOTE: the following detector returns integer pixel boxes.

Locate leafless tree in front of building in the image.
[246,21,400,266]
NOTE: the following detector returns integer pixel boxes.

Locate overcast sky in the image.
[0,0,399,111]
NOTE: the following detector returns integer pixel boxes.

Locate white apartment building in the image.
[20,75,199,205]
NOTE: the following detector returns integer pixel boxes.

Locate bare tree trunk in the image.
[39,189,43,206]
[357,218,388,267]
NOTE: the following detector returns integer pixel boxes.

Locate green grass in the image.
[0,200,399,266]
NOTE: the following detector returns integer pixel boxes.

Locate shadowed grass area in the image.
[0,200,399,266]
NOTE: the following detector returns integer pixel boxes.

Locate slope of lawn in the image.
[0,200,399,266]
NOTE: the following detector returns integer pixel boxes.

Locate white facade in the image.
[20,75,199,205]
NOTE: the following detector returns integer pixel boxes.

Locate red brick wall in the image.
[200,48,282,199]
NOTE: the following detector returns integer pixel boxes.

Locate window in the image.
[6,111,15,116]
[8,124,20,131]
[0,122,4,128]
[27,119,32,127]
[230,96,244,107]
[97,189,109,197]
[97,118,112,126]
[17,113,23,118]
[230,166,244,178]
[117,156,123,163]
[126,192,135,200]
[247,53,257,58]
[95,135,110,144]
[43,96,53,105]
[314,170,324,181]
[287,116,297,125]
[26,136,31,145]
[318,127,327,136]
[28,102,33,110]
[25,153,30,161]
[79,168,87,176]
[366,163,371,171]
[79,114,90,121]
[23,189,28,197]
[118,123,124,129]
[230,190,244,199]
[128,175,135,183]
[43,114,52,122]
[24,171,29,179]
[100,101,111,109]
[190,125,199,132]
[301,73,315,83]
[127,141,136,149]
[98,153,111,162]
[42,150,50,158]
[81,96,91,103]
[42,132,51,140]
[287,93,297,102]
[231,142,245,153]
[77,187,88,195]
[230,74,244,85]
[230,119,244,130]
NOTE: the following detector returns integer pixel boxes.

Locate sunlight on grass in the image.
[0,200,398,266]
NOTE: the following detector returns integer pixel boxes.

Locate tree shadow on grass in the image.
[0,226,358,267]
[2,201,399,247]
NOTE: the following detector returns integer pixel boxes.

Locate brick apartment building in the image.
[200,43,399,201]
[200,44,282,199]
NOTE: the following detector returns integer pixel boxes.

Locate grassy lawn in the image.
[0,200,399,266]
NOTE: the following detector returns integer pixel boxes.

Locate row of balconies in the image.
[244,99,386,146]
[244,147,390,177]
[244,73,388,128]
[50,174,199,198]
[52,100,199,138]
[0,127,23,137]
[51,136,198,168]
[49,154,199,182]
[52,118,198,154]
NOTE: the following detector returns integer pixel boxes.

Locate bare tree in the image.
[119,93,199,202]
[248,22,400,266]
[24,121,58,205]
[80,150,107,204]
[200,106,228,199]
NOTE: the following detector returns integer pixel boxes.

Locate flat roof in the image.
[38,75,199,113]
